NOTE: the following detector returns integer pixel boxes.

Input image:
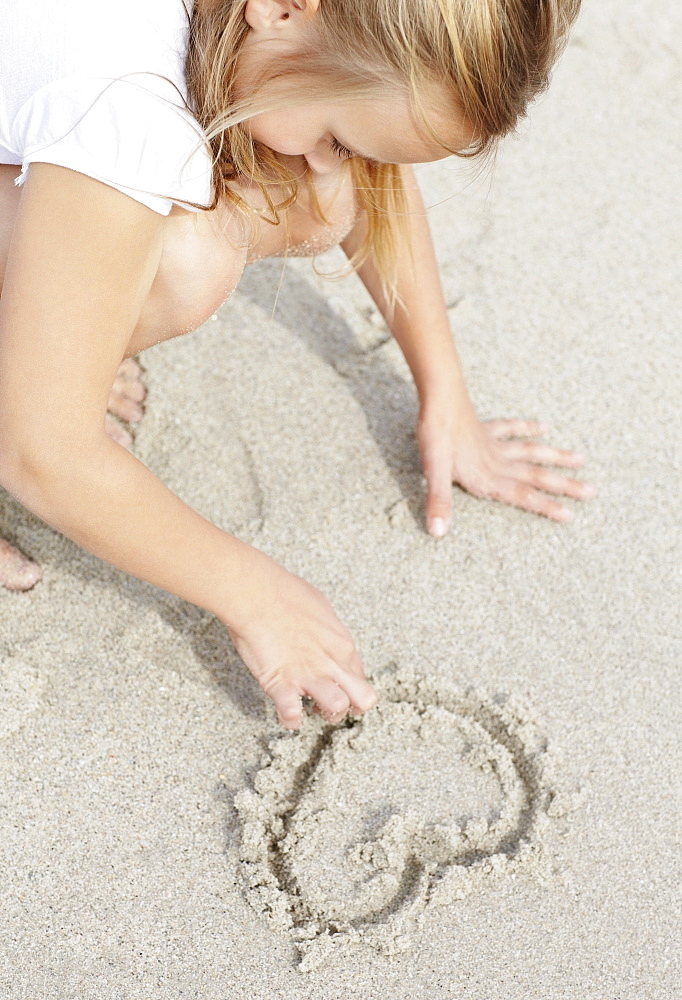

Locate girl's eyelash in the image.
[330,137,354,160]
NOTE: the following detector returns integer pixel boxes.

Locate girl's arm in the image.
[342,164,594,536]
[0,163,376,727]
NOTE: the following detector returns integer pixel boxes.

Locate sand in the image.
[235,669,582,971]
[1,2,680,997]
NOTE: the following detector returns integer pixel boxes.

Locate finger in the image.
[345,649,367,680]
[486,419,549,441]
[514,463,596,500]
[266,681,304,730]
[305,677,351,723]
[493,477,574,521]
[498,441,585,468]
[330,667,378,716]
[330,640,365,680]
[422,446,453,538]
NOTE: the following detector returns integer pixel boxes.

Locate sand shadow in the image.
[235,260,426,528]
[150,593,269,722]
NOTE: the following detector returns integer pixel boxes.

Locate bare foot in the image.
[0,358,147,591]
[0,536,42,591]
[104,357,147,449]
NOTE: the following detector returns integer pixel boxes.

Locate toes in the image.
[112,357,146,402]
[0,537,42,591]
[112,377,146,403]
[107,392,145,423]
[116,357,143,380]
[108,356,147,427]
[104,413,133,450]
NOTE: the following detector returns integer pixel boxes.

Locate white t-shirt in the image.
[0,0,214,214]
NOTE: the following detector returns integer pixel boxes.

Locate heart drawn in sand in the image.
[235,669,579,970]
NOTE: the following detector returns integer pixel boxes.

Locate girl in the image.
[0,0,591,729]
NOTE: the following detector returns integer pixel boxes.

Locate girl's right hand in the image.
[223,560,377,730]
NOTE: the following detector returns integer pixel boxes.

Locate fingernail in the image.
[581,484,596,497]
[429,517,448,538]
[557,508,574,522]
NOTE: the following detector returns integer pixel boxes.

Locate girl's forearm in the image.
[342,165,474,411]
[2,438,272,625]
[0,420,383,731]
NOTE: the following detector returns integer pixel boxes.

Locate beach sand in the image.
[1,2,680,996]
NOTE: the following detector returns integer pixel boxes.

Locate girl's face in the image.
[247,93,471,175]
[237,0,475,174]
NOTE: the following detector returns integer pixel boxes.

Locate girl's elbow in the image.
[0,437,55,504]
[0,425,91,500]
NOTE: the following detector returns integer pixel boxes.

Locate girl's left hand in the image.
[417,403,596,537]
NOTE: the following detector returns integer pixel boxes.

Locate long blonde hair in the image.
[185,0,580,287]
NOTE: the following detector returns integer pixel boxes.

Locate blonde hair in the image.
[185,0,581,287]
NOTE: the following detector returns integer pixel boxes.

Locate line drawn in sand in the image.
[235,668,583,971]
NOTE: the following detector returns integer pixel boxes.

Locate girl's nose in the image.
[304,144,341,175]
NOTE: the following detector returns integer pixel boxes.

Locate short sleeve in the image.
[12,73,213,215]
